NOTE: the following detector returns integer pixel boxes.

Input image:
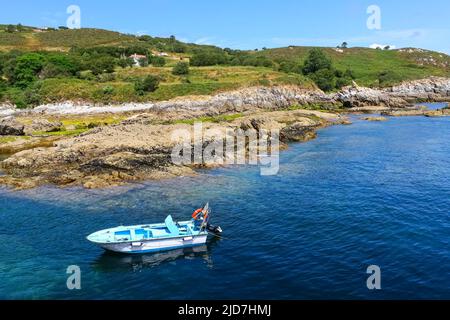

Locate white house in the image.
[129,54,148,67]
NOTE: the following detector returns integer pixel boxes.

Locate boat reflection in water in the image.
[92,239,219,272]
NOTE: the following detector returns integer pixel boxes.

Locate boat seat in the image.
[165,215,180,236]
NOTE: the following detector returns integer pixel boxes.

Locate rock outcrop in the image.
[336,86,409,108]
[388,77,450,101]
[0,77,448,117]
[0,110,348,189]
[24,119,63,135]
[0,117,25,136]
[0,76,448,190]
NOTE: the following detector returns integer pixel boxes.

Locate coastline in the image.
[0,76,449,190]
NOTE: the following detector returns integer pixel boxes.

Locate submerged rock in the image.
[362,116,388,122]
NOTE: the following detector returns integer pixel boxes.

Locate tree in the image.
[17,24,24,32]
[134,75,160,95]
[172,62,189,75]
[302,49,338,92]
[302,48,333,75]
[384,45,390,50]
[341,42,348,49]
[11,53,46,88]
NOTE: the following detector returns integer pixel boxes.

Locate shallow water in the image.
[417,102,448,110]
[0,114,449,299]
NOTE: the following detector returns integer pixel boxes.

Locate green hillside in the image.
[254,46,450,86]
[0,25,449,108]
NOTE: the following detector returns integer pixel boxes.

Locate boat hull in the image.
[95,234,208,254]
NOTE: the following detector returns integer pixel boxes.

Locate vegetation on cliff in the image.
[0,25,449,108]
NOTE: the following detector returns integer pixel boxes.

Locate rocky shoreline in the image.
[0,109,349,189]
[0,76,449,190]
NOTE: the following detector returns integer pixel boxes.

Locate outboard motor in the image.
[207,223,223,235]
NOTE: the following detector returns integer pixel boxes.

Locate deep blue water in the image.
[0,111,449,299]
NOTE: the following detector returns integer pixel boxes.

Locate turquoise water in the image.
[0,114,449,299]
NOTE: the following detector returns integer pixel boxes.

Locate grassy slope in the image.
[36,66,311,103]
[254,46,450,86]
[0,26,138,51]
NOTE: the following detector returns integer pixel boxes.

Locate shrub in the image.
[335,77,352,89]
[378,70,402,87]
[310,69,335,92]
[172,62,189,75]
[279,61,301,74]
[0,78,6,99]
[85,55,116,75]
[102,85,115,95]
[190,51,228,66]
[138,57,149,67]
[6,25,16,33]
[118,57,134,68]
[40,54,81,78]
[23,82,43,106]
[151,56,166,67]
[134,75,160,95]
[172,43,186,53]
[344,69,355,79]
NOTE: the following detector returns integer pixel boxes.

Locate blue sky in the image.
[1,0,449,53]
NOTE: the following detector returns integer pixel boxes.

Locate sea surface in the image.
[0,103,449,299]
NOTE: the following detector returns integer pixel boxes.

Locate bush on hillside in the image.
[86,55,116,75]
[378,70,402,87]
[151,56,166,67]
[134,75,160,95]
[190,51,228,66]
[309,69,336,92]
[172,62,189,75]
